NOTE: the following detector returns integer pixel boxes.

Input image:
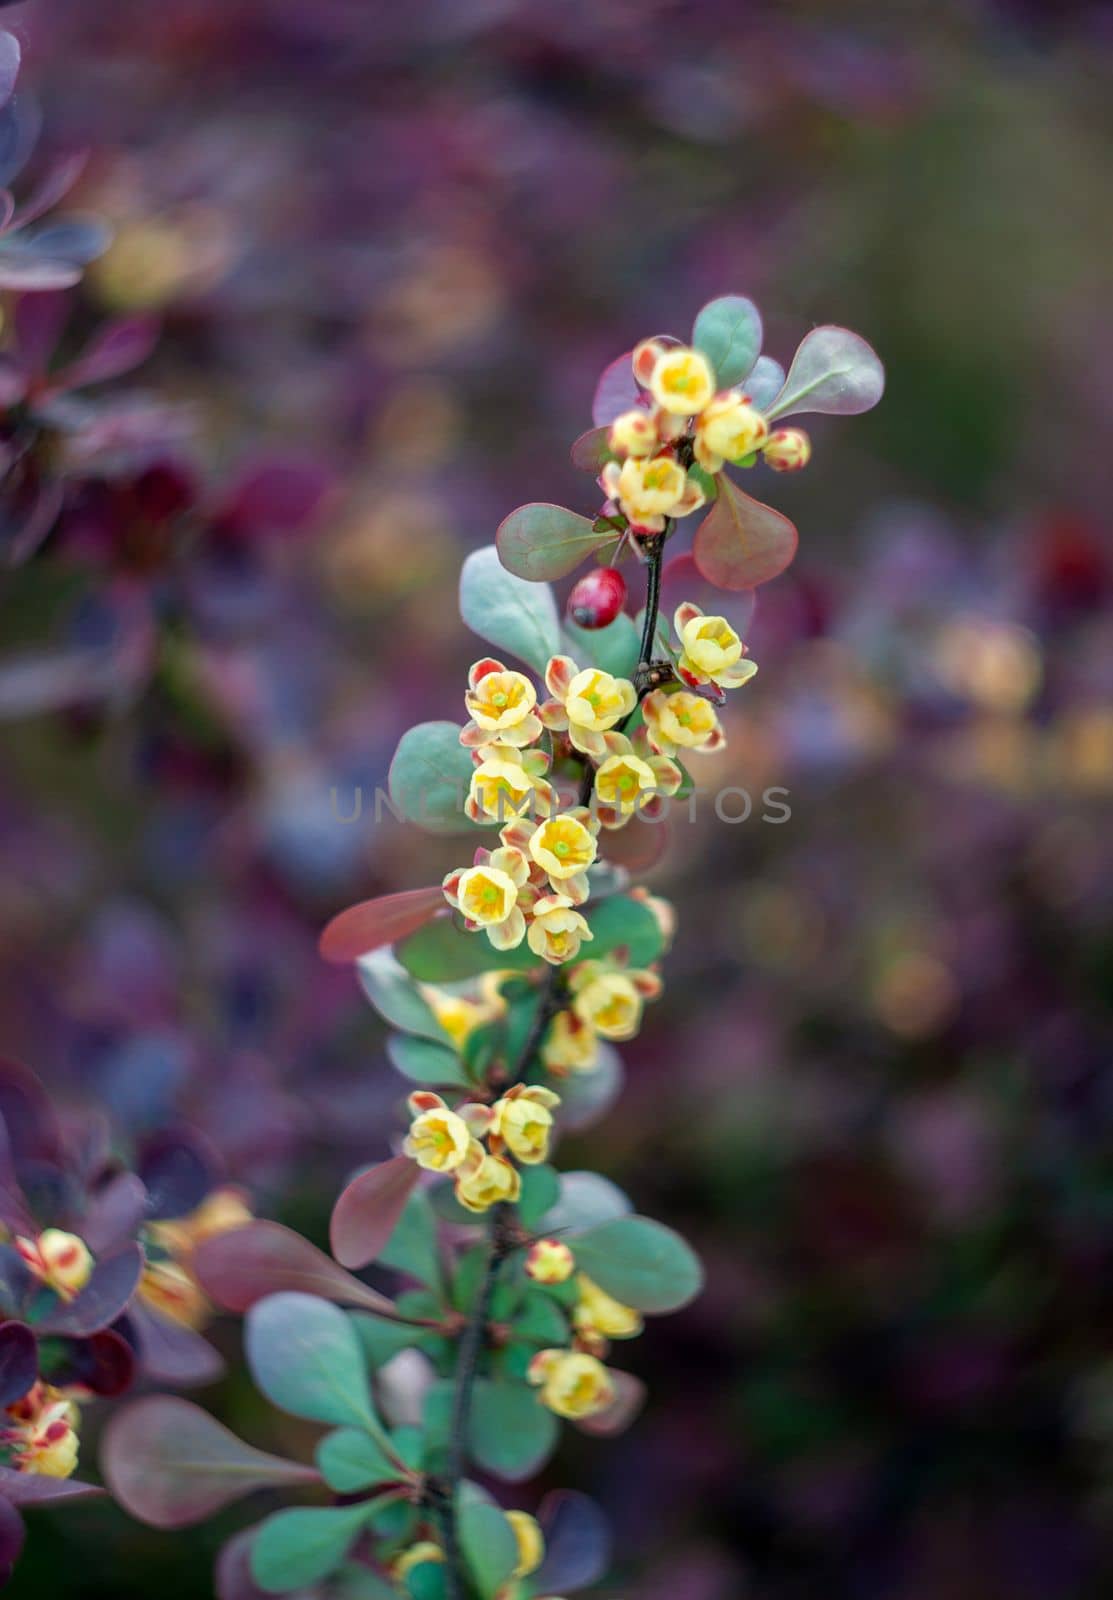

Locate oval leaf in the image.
[461,543,562,670]
[319,888,446,965]
[388,723,476,836]
[585,894,665,967]
[246,1292,376,1430]
[35,1245,143,1336]
[0,1465,101,1506]
[692,475,798,590]
[743,354,785,410]
[569,426,613,473]
[574,1369,647,1437]
[386,1034,470,1089]
[396,916,540,983]
[568,1216,703,1313]
[101,1397,317,1529]
[458,1486,519,1599]
[0,1321,36,1406]
[564,612,639,679]
[193,1222,398,1316]
[250,1504,373,1595]
[356,950,448,1043]
[691,295,762,388]
[540,1171,632,1236]
[534,1490,612,1594]
[468,1379,559,1482]
[316,1427,400,1494]
[591,350,639,426]
[330,1157,421,1271]
[496,506,607,585]
[765,325,884,420]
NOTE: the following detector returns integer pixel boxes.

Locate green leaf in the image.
[564,611,639,679]
[317,1427,400,1494]
[250,1504,376,1594]
[388,722,476,835]
[585,894,665,967]
[352,1309,430,1367]
[552,1040,624,1132]
[377,1188,444,1292]
[512,1290,570,1347]
[570,1216,703,1312]
[458,1483,521,1597]
[356,950,449,1043]
[386,1033,470,1089]
[517,1163,561,1229]
[460,544,561,673]
[541,1170,632,1234]
[246,1293,378,1433]
[467,1379,559,1481]
[496,504,608,584]
[406,1562,448,1600]
[691,295,763,388]
[397,916,541,982]
[765,325,884,421]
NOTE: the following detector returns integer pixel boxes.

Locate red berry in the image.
[567,566,627,629]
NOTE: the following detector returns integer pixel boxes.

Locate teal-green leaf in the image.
[377,1189,444,1292]
[397,916,541,981]
[585,894,665,967]
[246,1293,378,1431]
[388,722,476,835]
[540,1170,632,1234]
[406,1561,448,1600]
[691,295,763,388]
[765,325,884,421]
[317,1427,400,1493]
[517,1163,561,1229]
[468,1378,559,1481]
[458,1484,521,1597]
[356,950,449,1043]
[386,1033,470,1089]
[512,1290,570,1347]
[569,1216,703,1313]
[554,1040,624,1133]
[564,611,639,679]
[250,1504,375,1594]
[496,504,608,584]
[460,544,561,673]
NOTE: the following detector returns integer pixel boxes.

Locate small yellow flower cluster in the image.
[524,1251,643,1422]
[538,949,664,1079]
[15,1229,94,1302]
[2,1382,81,1479]
[601,340,811,534]
[403,1085,561,1214]
[139,1187,253,1331]
[443,810,598,961]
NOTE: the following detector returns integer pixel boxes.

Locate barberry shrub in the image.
[98,299,883,1599]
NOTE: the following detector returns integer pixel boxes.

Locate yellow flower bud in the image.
[608,408,657,458]
[490,1084,561,1165]
[649,347,717,416]
[762,427,811,472]
[392,1542,445,1581]
[525,1239,576,1284]
[574,1274,643,1340]
[138,1258,210,1330]
[527,1349,614,1419]
[571,971,643,1041]
[693,391,768,471]
[541,1009,600,1075]
[507,1510,545,1578]
[454,1140,522,1212]
[527,895,593,966]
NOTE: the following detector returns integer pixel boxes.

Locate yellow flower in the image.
[138,1258,209,1330]
[5,1384,81,1479]
[529,813,598,888]
[592,731,682,827]
[461,658,542,748]
[148,1187,253,1259]
[574,1274,643,1341]
[673,603,757,690]
[762,427,812,472]
[608,408,657,458]
[454,1141,522,1212]
[490,1084,561,1165]
[648,346,716,416]
[693,391,769,472]
[466,744,552,825]
[420,980,505,1050]
[540,655,637,758]
[540,1009,599,1075]
[15,1230,94,1301]
[526,1239,576,1284]
[527,1349,614,1419]
[599,455,706,534]
[642,689,725,758]
[444,846,531,950]
[403,1093,471,1172]
[527,895,593,966]
[507,1511,545,1578]
[569,960,662,1042]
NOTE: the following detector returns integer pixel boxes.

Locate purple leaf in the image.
[765,324,885,420]
[659,553,756,640]
[0,1323,36,1407]
[319,887,445,965]
[0,33,18,113]
[0,1467,102,1507]
[0,1498,24,1587]
[573,1370,646,1437]
[18,216,112,267]
[0,1058,62,1163]
[136,1128,219,1220]
[569,426,613,473]
[0,1126,32,1238]
[54,315,160,392]
[591,350,640,427]
[126,1303,225,1388]
[496,502,607,582]
[330,1156,420,1270]
[9,151,88,231]
[51,1328,135,1397]
[0,254,83,291]
[743,354,786,410]
[81,1173,148,1255]
[534,1490,612,1594]
[215,1528,272,1600]
[692,475,798,590]
[100,1397,318,1530]
[35,1245,143,1337]
[193,1222,399,1316]
[221,457,332,537]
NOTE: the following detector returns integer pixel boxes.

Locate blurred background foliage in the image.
[1,0,1112,1595]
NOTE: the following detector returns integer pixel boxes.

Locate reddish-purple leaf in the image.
[591,350,639,427]
[193,1222,398,1316]
[53,1328,135,1397]
[215,1528,273,1600]
[330,1156,420,1270]
[11,290,69,374]
[692,475,798,590]
[35,1245,143,1337]
[319,887,445,965]
[496,503,607,583]
[534,1490,612,1594]
[136,1128,219,1220]
[659,553,756,639]
[570,426,613,473]
[574,1370,646,1437]
[127,1303,224,1388]
[101,1397,318,1530]
[0,1322,36,1407]
[0,1125,32,1237]
[0,1057,62,1162]
[81,1173,148,1255]
[54,315,160,392]
[221,457,332,537]
[8,151,88,232]
[0,1466,102,1506]
[0,1498,24,1586]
